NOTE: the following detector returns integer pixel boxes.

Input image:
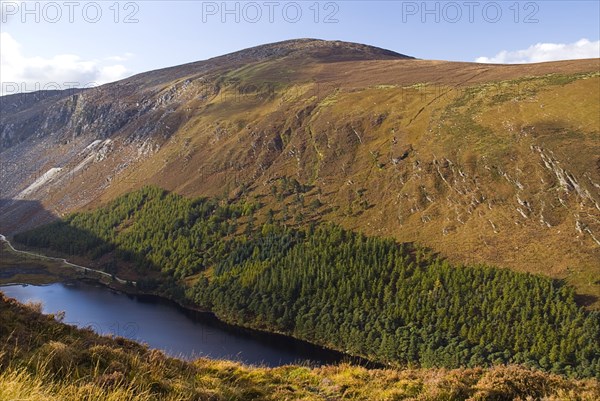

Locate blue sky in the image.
[1,1,599,93]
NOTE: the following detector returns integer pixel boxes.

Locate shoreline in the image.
[0,234,380,368]
[0,280,376,368]
[0,234,135,286]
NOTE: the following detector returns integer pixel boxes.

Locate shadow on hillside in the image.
[1,198,164,292]
[574,293,599,309]
[0,198,58,236]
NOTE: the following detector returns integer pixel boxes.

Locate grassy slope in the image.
[1,292,599,401]
[98,69,600,307]
[0,241,67,285]
[0,241,129,287]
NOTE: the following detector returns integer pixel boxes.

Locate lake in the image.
[0,282,346,367]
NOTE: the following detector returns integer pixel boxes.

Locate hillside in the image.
[11,186,600,377]
[1,39,598,306]
[1,292,599,400]
[1,39,598,302]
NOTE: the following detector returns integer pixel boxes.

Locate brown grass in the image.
[1,293,599,401]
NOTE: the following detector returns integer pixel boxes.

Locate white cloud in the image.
[475,39,600,64]
[105,53,135,62]
[1,32,133,95]
[98,65,129,83]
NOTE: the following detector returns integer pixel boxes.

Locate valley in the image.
[1,39,599,397]
[7,185,600,378]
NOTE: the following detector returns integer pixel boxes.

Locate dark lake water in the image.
[1,282,346,367]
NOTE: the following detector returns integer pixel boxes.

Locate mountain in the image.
[1,38,599,306]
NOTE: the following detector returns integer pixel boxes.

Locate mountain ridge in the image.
[1,39,598,307]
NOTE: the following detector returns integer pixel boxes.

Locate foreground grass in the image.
[2,362,600,401]
[1,294,598,401]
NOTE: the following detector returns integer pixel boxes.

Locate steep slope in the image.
[0,39,598,305]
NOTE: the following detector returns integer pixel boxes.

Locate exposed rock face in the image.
[0,39,410,201]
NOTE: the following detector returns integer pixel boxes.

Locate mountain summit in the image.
[110,38,414,90]
[204,38,414,62]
